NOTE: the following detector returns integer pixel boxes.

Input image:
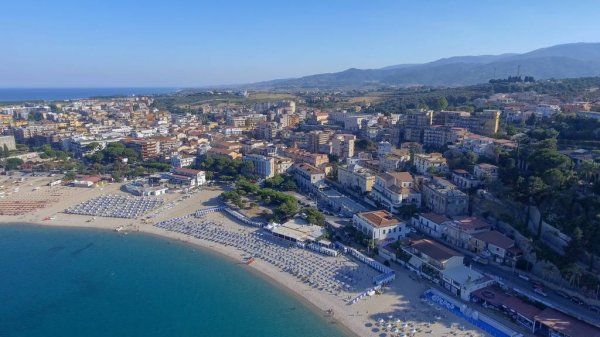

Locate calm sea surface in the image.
[0,225,348,337]
[0,88,176,102]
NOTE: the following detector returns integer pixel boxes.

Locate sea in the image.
[0,88,177,102]
[0,225,348,337]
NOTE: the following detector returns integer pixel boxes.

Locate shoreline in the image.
[0,220,360,337]
[0,177,493,337]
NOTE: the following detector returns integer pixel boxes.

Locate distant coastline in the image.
[0,87,178,102]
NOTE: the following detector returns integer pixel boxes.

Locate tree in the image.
[4,158,23,170]
[438,96,448,110]
[305,207,325,226]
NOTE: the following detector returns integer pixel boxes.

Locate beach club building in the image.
[161,168,206,189]
[352,210,409,241]
[402,239,492,300]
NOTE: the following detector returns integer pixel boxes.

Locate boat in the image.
[114,226,125,232]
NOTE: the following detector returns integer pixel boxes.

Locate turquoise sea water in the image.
[0,225,348,337]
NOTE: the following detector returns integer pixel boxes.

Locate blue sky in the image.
[1,0,599,87]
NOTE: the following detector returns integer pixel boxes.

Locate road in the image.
[473,262,600,327]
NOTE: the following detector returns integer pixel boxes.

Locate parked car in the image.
[529,279,543,288]
[517,273,530,281]
[571,296,585,305]
[473,256,489,265]
[589,305,600,314]
[555,290,570,299]
[534,287,548,297]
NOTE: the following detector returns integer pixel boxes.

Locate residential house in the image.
[470,230,520,265]
[352,210,408,241]
[451,169,481,190]
[412,213,450,238]
[443,216,492,249]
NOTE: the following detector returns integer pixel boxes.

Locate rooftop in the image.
[421,212,451,224]
[535,308,600,337]
[410,238,462,262]
[472,230,514,249]
[357,210,402,228]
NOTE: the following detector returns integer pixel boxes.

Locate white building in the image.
[171,154,196,168]
[414,153,448,175]
[352,210,408,241]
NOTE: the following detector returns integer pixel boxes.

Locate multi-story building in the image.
[371,171,421,213]
[125,138,160,160]
[282,147,329,167]
[414,153,448,175]
[292,163,325,192]
[170,167,206,187]
[337,163,376,194]
[307,130,332,153]
[437,110,500,135]
[0,135,17,151]
[171,154,196,168]
[257,122,280,140]
[403,109,433,142]
[470,230,519,265]
[412,213,450,238]
[451,169,481,190]
[331,134,355,159]
[423,126,466,148]
[443,216,492,249]
[272,155,294,175]
[243,154,275,178]
[474,163,499,181]
[474,110,501,134]
[352,210,408,241]
[422,178,469,216]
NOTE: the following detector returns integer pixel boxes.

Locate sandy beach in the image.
[0,175,495,337]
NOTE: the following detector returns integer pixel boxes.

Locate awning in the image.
[408,256,423,269]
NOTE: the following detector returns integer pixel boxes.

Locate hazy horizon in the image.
[2,0,600,87]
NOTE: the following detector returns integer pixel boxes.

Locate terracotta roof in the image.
[358,210,401,228]
[410,239,461,262]
[535,308,600,337]
[450,216,491,231]
[472,230,514,250]
[173,167,202,175]
[421,213,450,224]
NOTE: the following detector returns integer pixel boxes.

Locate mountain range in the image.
[246,43,600,89]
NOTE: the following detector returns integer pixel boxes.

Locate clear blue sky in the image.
[1,0,599,87]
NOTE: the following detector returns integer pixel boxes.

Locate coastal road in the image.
[472,262,600,327]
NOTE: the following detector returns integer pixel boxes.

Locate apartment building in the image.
[337,163,376,194]
[422,178,469,216]
[371,171,421,213]
[414,153,448,175]
[243,154,275,178]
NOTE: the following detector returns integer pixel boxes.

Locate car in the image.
[529,279,543,288]
[555,290,570,299]
[571,297,585,305]
[517,273,530,281]
[473,256,489,265]
[534,287,548,297]
[589,305,600,314]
